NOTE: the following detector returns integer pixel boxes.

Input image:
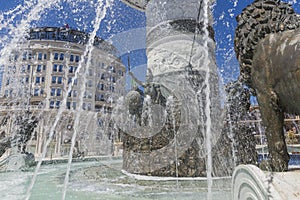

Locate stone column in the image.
[146,0,215,76]
[122,0,230,177]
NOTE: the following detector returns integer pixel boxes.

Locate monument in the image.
[233,0,300,199]
[235,0,300,172]
[119,0,235,177]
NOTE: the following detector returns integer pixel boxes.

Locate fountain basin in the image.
[0,158,232,200]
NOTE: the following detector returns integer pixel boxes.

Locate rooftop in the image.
[27,26,118,56]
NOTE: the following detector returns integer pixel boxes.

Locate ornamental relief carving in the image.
[146,0,201,27]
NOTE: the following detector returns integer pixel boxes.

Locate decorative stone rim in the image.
[232,165,280,200]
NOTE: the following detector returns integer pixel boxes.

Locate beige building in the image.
[0,27,125,159]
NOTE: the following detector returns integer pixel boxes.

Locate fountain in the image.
[118,0,234,178]
[0,0,299,199]
[232,0,300,199]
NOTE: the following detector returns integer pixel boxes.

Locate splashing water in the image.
[201,0,213,199]
[61,1,113,199]
[8,1,116,199]
[2,0,300,199]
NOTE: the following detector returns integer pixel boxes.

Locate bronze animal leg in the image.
[256,90,289,172]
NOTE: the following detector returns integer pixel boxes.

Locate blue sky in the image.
[0,0,300,83]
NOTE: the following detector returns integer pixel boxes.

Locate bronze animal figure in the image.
[234,0,300,171]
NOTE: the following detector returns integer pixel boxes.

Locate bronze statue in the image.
[235,0,300,171]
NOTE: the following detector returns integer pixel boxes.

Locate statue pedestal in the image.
[232,165,300,200]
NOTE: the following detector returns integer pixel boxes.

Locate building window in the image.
[87,103,91,111]
[36,77,41,84]
[20,77,26,84]
[52,76,56,84]
[57,88,62,96]
[110,66,116,73]
[50,101,60,109]
[101,74,105,80]
[56,101,60,109]
[67,101,71,109]
[53,64,58,72]
[37,65,42,72]
[84,92,92,99]
[97,119,103,127]
[109,86,115,92]
[21,65,26,73]
[96,94,105,101]
[22,52,27,60]
[43,65,46,71]
[34,88,39,96]
[57,77,62,84]
[67,77,77,85]
[82,103,86,110]
[99,83,104,90]
[50,101,54,109]
[59,65,63,72]
[88,69,93,76]
[75,55,80,62]
[53,64,63,72]
[87,80,93,87]
[54,52,59,60]
[69,66,74,73]
[70,55,74,62]
[59,53,64,61]
[38,52,43,60]
[44,53,47,60]
[110,76,116,83]
[73,90,77,97]
[50,88,62,97]
[51,88,55,96]
[27,65,31,71]
[72,102,76,110]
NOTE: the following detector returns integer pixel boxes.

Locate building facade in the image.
[0,27,125,159]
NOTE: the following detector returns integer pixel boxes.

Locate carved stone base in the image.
[232,165,300,200]
[122,71,233,177]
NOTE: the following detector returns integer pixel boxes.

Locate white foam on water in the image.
[122,169,231,181]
